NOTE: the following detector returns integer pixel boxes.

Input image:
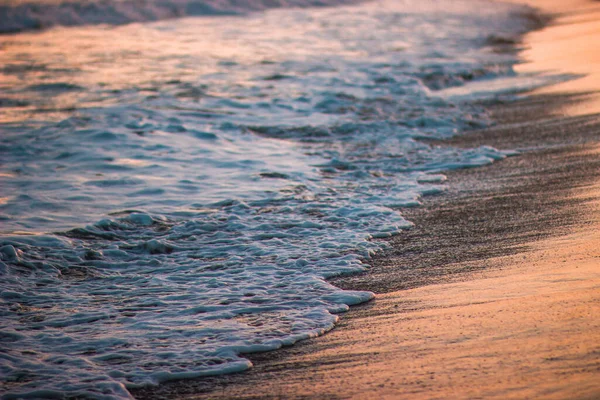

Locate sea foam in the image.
[0,0,560,398]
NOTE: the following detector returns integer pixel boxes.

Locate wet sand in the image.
[131,1,600,398]
[509,0,600,116]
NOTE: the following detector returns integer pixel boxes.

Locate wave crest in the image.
[0,0,361,33]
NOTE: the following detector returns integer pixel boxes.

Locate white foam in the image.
[0,0,555,398]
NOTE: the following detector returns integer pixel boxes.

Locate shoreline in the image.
[130,1,600,398]
[131,94,600,400]
[330,92,600,295]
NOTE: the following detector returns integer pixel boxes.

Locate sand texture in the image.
[130,1,600,398]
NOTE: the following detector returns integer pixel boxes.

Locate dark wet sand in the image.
[131,2,600,399]
[131,94,600,400]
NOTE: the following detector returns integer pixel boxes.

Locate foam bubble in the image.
[0,0,551,397]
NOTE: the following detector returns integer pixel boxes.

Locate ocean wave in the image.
[0,0,560,397]
[0,0,362,33]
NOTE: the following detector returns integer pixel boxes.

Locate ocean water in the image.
[0,0,557,398]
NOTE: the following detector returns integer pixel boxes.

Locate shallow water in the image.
[0,0,558,398]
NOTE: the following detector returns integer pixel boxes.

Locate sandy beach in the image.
[130,0,600,398]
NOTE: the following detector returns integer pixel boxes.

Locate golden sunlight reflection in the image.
[0,7,364,124]
[2,0,600,398]
[114,158,151,167]
[511,0,600,116]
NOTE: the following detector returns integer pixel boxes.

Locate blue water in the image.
[0,0,559,398]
